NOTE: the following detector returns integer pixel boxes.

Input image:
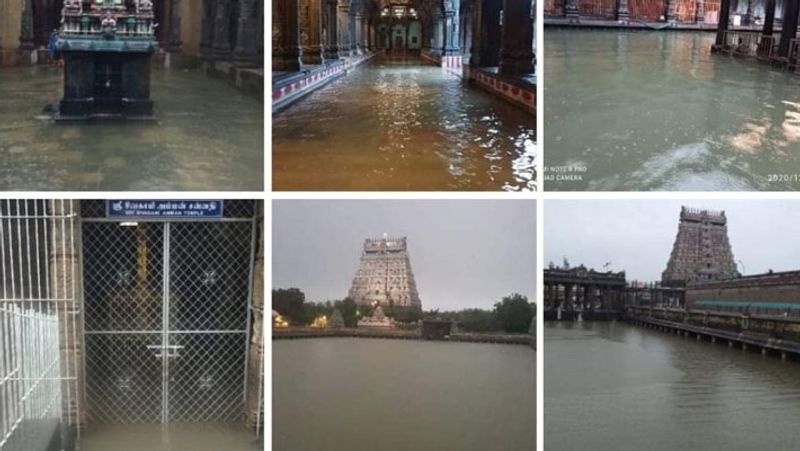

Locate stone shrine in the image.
[662,207,740,286]
[357,305,394,329]
[348,235,422,309]
[55,0,158,120]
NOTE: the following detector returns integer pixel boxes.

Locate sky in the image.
[545,200,800,282]
[273,200,536,310]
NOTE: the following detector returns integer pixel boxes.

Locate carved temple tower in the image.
[661,207,740,286]
[348,235,422,310]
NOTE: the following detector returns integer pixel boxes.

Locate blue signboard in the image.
[106,200,223,219]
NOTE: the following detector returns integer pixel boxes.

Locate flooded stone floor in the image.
[79,423,261,451]
[272,59,536,191]
[0,65,263,191]
[546,29,800,191]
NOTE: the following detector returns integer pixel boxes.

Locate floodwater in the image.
[545,29,800,191]
[273,59,536,191]
[273,338,536,451]
[79,423,262,451]
[0,65,263,191]
[545,321,800,450]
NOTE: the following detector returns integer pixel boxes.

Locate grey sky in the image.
[545,200,800,282]
[273,200,536,310]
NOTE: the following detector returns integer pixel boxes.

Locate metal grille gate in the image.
[82,208,256,425]
[0,200,79,451]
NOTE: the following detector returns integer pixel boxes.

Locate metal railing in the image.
[0,200,79,451]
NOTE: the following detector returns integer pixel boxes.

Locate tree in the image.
[333,298,358,327]
[272,288,305,323]
[494,293,535,334]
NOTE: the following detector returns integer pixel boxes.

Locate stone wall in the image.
[245,201,264,433]
[686,271,800,308]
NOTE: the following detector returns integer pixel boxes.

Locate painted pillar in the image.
[500,0,535,75]
[235,0,260,61]
[273,0,302,71]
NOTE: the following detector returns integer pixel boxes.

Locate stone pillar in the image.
[337,0,350,56]
[759,0,776,55]
[462,3,473,62]
[274,0,302,70]
[778,0,799,58]
[323,0,340,60]
[665,0,677,21]
[616,0,629,20]
[433,13,443,51]
[349,9,357,55]
[212,0,234,55]
[565,0,579,19]
[744,0,755,25]
[50,200,86,428]
[235,0,260,61]
[19,0,34,51]
[695,0,705,23]
[300,0,324,64]
[471,0,501,66]
[167,0,183,52]
[245,202,264,432]
[354,13,363,54]
[442,0,460,55]
[201,0,215,54]
[362,16,369,50]
[500,0,535,75]
[715,0,731,48]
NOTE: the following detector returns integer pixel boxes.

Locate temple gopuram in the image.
[348,235,423,310]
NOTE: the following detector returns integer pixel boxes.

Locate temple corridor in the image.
[273,58,535,191]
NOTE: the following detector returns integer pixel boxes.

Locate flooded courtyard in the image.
[272,59,536,191]
[0,65,263,191]
[545,29,800,191]
[79,423,261,451]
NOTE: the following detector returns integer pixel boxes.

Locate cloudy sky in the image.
[545,200,800,282]
[273,200,536,310]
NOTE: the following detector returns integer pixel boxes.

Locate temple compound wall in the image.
[662,207,739,287]
[544,0,781,25]
[685,270,800,313]
[348,236,422,309]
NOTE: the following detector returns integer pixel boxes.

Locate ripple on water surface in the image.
[545,29,800,191]
[0,65,263,191]
[545,321,800,450]
[272,59,536,191]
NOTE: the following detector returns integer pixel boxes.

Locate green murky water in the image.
[545,29,800,191]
